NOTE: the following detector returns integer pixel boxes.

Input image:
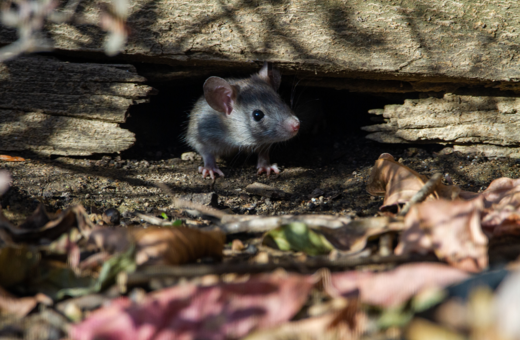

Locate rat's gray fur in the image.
[186,68,299,175]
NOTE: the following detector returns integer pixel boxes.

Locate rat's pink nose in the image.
[291,121,300,132]
[285,117,300,133]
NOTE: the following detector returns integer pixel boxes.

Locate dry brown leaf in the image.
[318,216,404,254]
[395,199,488,272]
[88,227,131,253]
[480,177,520,210]
[0,204,93,244]
[88,226,225,265]
[366,153,460,212]
[0,286,51,318]
[464,178,520,236]
[330,263,469,308]
[132,226,225,265]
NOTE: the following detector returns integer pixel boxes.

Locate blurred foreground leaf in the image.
[396,199,488,272]
[33,261,94,300]
[406,318,465,340]
[71,272,315,340]
[0,245,39,287]
[0,286,51,319]
[265,222,334,256]
[56,245,136,299]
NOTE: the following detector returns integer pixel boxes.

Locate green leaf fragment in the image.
[56,245,136,299]
[377,307,414,329]
[266,222,334,256]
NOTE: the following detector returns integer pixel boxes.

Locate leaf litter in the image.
[2,151,520,339]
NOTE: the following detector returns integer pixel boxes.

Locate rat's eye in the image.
[252,109,264,122]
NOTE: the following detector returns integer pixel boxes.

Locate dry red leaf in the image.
[366,153,460,212]
[132,226,225,265]
[0,155,25,162]
[330,263,469,308]
[395,199,488,272]
[71,272,315,340]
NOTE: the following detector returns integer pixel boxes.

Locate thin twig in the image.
[125,254,439,285]
[220,214,353,234]
[398,173,443,217]
[135,213,174,226]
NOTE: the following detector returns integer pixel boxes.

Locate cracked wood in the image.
[0,55,155,156]
[363,93,520,158]
[1,0,520,87]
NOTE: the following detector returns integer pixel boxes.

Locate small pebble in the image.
[102,208,121,225]
[181,152,197,161]
[231,239,245,251]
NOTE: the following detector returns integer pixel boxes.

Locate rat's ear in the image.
[258,62,281,91]
[203,76,237,115]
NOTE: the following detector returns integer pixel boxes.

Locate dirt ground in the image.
[6,79,520,227]
[4,127,520,240]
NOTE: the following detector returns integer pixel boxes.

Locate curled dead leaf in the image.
[318,216,405,254]
[0,204,93,244]
[395,199,488,272]
[132,226,225,265]
[0,286,51,318]
[88,226,225,266]
[367,153,461,212]
[480,177,520,210]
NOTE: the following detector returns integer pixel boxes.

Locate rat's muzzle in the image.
[284,116,300,136]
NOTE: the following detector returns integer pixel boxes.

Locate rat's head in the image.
[203,62,300,148]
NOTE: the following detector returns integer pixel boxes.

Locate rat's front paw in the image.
[198,166,225,179]
[257,164,280,177]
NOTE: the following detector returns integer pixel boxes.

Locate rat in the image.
[186,62,300,179]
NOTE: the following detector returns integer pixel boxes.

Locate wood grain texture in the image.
[0,110,136,156]
[1,0,519,85]
[0,55,155,155]
[363,93,520,158]
[1,56,154,123]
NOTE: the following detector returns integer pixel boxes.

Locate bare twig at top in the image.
[0,0,129,62]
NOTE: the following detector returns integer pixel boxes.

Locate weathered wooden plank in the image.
[0,110,135,156]
[0,55,156,123]
[1,0,519,86]
[362,93,520,158]
[0,92,135,122]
